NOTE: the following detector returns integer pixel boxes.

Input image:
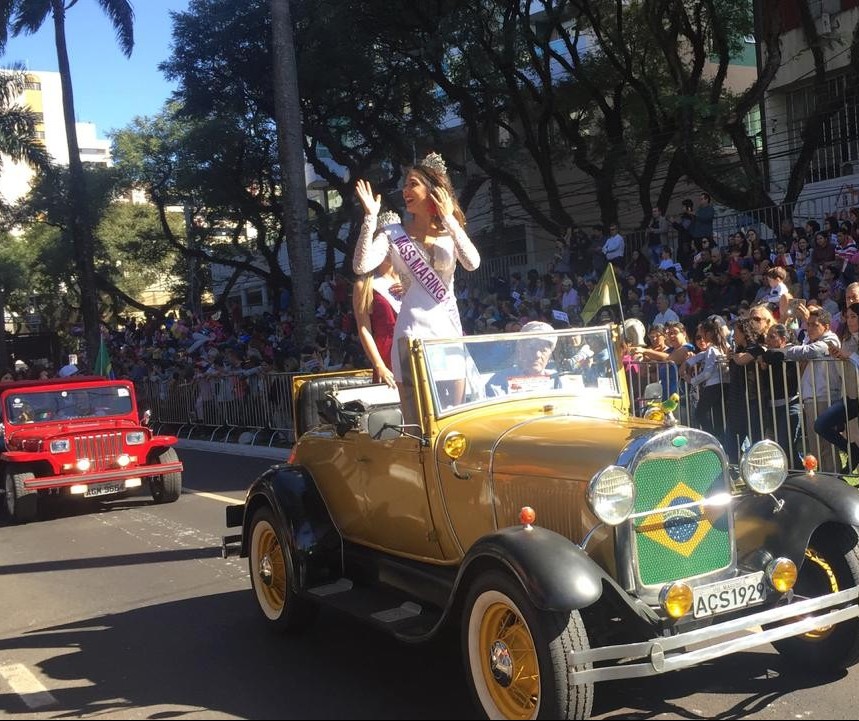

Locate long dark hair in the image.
[409,158,467,228]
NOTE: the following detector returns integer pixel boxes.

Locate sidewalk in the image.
[176,438,291,461]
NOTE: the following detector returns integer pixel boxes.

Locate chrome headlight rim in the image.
[740,440,788,494]
[587,465,636,526]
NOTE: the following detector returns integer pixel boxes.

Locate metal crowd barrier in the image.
[627,356,859,475]
[136,371,299,447]
[139,358,859,477]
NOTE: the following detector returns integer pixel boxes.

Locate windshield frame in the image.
[421,325,622,419]
[3,384,136,426]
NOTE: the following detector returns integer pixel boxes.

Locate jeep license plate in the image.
[84,482,123,498]
[692,572,766,619]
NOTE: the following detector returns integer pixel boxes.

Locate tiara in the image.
[377,210,401,228]
[418,152,447,175]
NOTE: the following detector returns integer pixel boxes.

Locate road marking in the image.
[183,488,241,505]
[0,663,57,709]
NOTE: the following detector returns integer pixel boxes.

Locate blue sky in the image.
[0,0,189,139]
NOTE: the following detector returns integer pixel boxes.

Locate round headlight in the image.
[741,440,787,494]
[587,466,636,526]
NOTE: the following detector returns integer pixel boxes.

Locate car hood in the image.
[442,407,658,483]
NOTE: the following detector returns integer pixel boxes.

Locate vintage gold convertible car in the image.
[224,325,859,720]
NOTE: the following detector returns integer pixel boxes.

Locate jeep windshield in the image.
[4,385,134,425]
[423,326,621,415]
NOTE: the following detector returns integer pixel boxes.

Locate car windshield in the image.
[4,385,134,425]
[422,326,620,416]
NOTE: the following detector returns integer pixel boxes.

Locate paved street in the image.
[0,445,856,719]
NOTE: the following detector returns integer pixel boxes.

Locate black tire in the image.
[4,469,37,523]
[772,526,859,671]
[149,447,182,504]
[462,570,593,720]
[248,506,318,633]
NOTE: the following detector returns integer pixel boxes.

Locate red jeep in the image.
[0,376,184,523]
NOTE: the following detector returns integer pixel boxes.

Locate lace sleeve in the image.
[352,212,389,275]
[441,214,480,271]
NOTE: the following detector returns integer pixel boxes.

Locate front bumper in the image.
[20,461,184,491]
[572,586,859,683]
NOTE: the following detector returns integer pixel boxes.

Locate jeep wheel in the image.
[249,506,317,632]
[149,448,182,503]
[772,526,859,671]
[462,571,593,720]
[4,469,37,523]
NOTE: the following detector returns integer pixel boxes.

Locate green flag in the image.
[580,263,622,324]
[94,338,114,379]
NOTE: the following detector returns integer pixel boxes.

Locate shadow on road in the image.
[592,652,845,719]
[0,546,223,576]
[0,585,847,720]
[0,591,473,720]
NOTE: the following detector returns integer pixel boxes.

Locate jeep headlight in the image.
[50,439,70,453]
[126,431,146,445]
[587,466,636,526]
[741,440,787,494]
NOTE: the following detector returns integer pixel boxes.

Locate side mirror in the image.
[141,409,151,426]
[643,382,663,401]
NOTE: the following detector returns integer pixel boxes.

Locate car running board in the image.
[301,577,442,640]
[307,578,354,597]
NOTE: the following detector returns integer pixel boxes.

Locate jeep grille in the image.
[632,449,731,586]
[73,432,123,471]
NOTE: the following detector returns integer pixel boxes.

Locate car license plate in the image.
[693,572,766,619]
[84,482,123,498]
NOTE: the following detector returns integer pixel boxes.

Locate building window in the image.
[24,81,41,90]
[246,289,263,307]
[786,72,859,184]
[34,131,45,140]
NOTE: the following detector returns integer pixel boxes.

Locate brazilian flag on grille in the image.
[94,338,114,379]
[633,450,731,585]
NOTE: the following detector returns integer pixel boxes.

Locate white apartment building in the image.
[0,69,112,204]
[761,1,859,219]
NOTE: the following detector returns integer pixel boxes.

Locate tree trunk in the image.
[51,0,100,367]
[0,291,7,370]
[270,0,315,348]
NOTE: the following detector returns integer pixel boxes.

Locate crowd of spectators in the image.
[7,196,859,468]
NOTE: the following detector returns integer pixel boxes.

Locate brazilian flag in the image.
[633,450,731,585]
[94,338,114,379]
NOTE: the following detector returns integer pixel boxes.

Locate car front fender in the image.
[734,472,859,566]
[241,464,343,590]
[458,525,607,612]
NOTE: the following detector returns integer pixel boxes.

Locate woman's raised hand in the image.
[430,185,454,217]
[355,179,381,216]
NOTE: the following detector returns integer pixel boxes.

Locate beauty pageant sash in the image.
[385,223,462,332]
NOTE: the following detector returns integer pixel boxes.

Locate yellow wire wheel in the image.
[251,516,288,619]
[464,571,593,720]
[247,506,318,632]
[475,595,540,718]
[801,547,839,640]
[770,528,859,671]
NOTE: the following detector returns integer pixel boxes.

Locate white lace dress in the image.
[353,211,480,382]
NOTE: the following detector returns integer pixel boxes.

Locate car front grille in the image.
[73,432,123,472]
[632,449,732,586]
